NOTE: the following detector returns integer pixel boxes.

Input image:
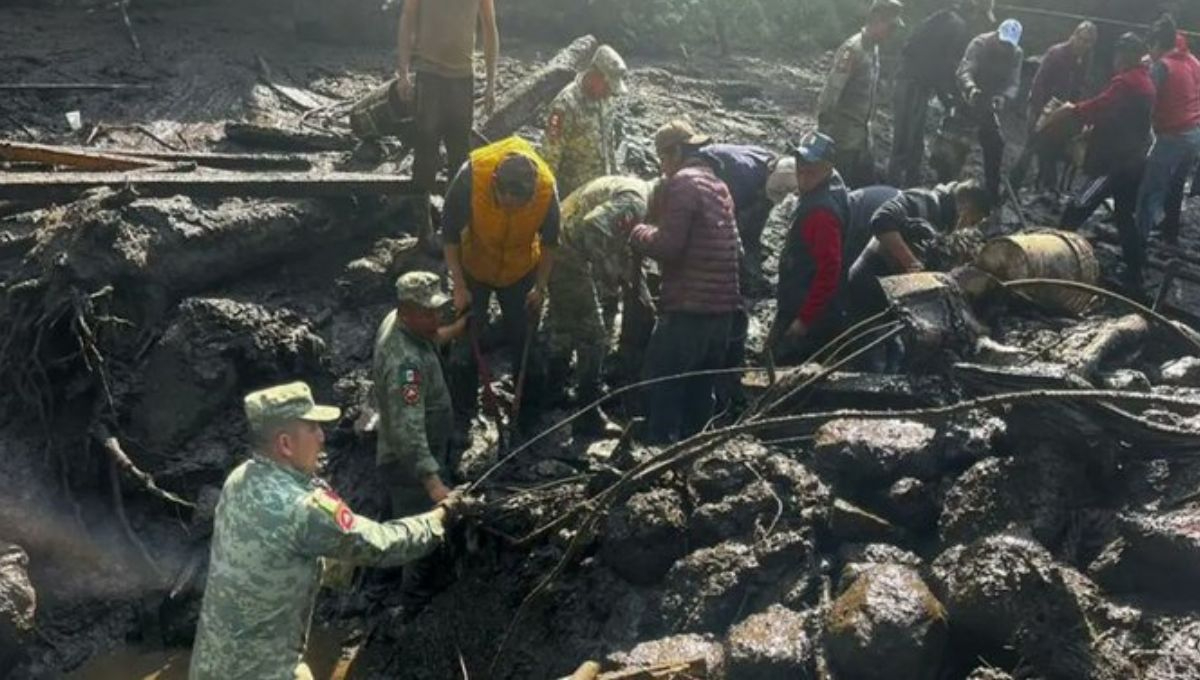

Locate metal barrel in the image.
[348,79,410,140]
[975,230,1099,315]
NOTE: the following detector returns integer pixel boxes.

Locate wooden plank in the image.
[0,170,417,201]
[84,147,313,172]
[0,140,163,171]
[225,122,355,152]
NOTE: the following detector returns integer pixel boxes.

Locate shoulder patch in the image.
[310,488,356,532]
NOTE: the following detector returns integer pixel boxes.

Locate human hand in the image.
[526,286,545,315]
[395,70,414,101]
[991,95,1006,112]
[436,313,471,345]
[424,475,451,504]
[453,286,473,316]
[786,318,808,338]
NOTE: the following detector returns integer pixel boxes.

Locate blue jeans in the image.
[1137,126,1200,241]
[642,311,733,444]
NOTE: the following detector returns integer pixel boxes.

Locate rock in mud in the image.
[1144,621,1200,678]
[1159,356,1200,387]
[939,446,1087,548]
[930,533,1127,678]
[689,438,767,503]
[656,543,759,634]
[600,488,688,586]
[725,604,813,680]
[690,480,777,548]
[1089,508,1200,600]
[607,633,726,678]
[335,235,421,305]
[825,564,947,680]
[885,477,940,531]
[129,297,328,474]
[937,410,1005,470]
[813,419,939,487]
[0,543,35,668]
[1099,369,1151,391]
[837,543,923,587]
[830,499,899,544]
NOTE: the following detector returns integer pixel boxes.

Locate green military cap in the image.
[395,271,450,308]
[244,381,341,432]
[591,45,629,96]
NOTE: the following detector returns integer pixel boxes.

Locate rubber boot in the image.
[572,385,607,437]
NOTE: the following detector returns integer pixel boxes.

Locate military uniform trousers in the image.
[546,250,607,399]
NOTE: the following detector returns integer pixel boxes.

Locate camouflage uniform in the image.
[191,382,444,680]
[541,45,628,197]
[372,273,453,516]
[817,30,881,186]
[547,176,651,400]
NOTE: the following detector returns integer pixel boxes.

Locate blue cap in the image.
[999,19,1022,46]
[789,131,837,165]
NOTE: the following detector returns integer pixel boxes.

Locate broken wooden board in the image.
[0,170,416,201]
[0,140,164,171]
[479,34,598,142]
[95,148,314,172]
[256,55,338,112]
[225,122,355,152]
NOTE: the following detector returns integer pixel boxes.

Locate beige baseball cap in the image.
[244,381,341,432]
[654,119,712,153]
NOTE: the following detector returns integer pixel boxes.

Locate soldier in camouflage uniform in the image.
[817,0,904,188]
[372,271,467,612]
[191,381,462,680]
[546,175,652,435]
[541,45,629,197]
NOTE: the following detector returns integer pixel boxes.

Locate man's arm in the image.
[378,359,443,500]
[395,0,420,98]
[479,0,499,114]
[292,488,446,568]
[794,208,843,327]
[957,36,984,102]
[629,175,694,262]
[818,40,858,119]
[1003,46,1024,100]
[442,162,473,312]
[541,99,569,177]
[583,193,647,285]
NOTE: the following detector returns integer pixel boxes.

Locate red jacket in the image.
[1152,34,1200,135]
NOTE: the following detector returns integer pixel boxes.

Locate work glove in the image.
[438,487,484,525]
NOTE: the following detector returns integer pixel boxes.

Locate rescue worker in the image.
[848,179,993,315]
[956,18,1025,204]
[443,137,560,432]
[542,45,628,197]
[1137,15,1200,246]
[1010,21,1098,192]
[372,272,468,612]
[889,0,996,188]
[396,0,499,252]
[816,0,905,188]
[623,120,741,444]
[772,131,849,363]
[191,381,464,680]
[842,184,903,275]
[697,143,781,287]
[1043,33,1155,291]
[545,175,652,435]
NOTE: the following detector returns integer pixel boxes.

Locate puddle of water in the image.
[65,624,359,680]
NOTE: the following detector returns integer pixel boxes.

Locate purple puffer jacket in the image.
[629,162,741,314]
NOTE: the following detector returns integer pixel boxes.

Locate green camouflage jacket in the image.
[371,310,452,476]
[189,455,443,680]
[541,77,618,197]
[817,30,880,152]
[558,175,650,287]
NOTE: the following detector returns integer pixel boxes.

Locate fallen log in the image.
[0,170,416,202]
[224,122,355,152]
[479,34,598,142]
[0,140,163,172]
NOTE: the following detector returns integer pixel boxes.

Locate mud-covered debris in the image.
[1099,369,1152,391]
[813,419,939,487]
[829,499,899,544]
[689,438,768,504]
[825,564,946,680]
[655,543,759,634]
[607,633,726,679]
[939,445,1088,549]
[1159,356,1200,387]
[837,543,922,587]
[758,454,830,525]
[129,297,327,474]
[885,477,941,532]
[965,669,1014,680]
[937,410,1005,469]
[0,543,35,668]
[1144,621,1200,678]
[690,480,777,549]
[725,604,813,680]
[601,488,688,586]
[335,235,422,305]
[1089,508,1200,600]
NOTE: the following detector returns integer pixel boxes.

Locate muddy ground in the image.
[3,3,1200,680]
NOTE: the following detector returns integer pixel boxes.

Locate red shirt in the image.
[1075,63,1155,125]
[792,207,842,326]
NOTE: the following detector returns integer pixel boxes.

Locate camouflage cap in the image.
[591,45,628,96]
[395,271,450,308]
[244,381,341,433]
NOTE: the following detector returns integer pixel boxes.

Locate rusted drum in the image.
[975,230,1099,315]
[349,79,411,140]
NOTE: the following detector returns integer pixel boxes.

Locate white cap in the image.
[766,156,798,204]
[999,19,1023,46]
